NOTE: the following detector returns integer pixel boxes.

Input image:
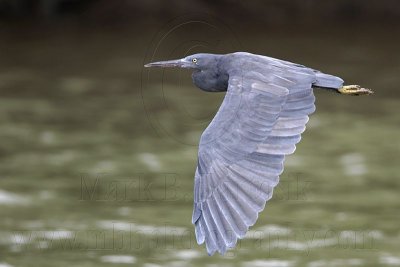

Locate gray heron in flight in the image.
[145,52,373,255]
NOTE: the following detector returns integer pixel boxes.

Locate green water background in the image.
[0,4,399,266]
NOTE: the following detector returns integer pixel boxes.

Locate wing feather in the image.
[214,188,247,238]
[192,57,317,255]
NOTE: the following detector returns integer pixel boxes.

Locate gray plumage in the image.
[144,52,371,255]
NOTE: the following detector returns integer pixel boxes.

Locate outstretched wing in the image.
[192,64,316,255]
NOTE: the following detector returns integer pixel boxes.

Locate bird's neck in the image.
[192,69,229,92]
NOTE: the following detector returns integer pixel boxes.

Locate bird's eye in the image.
[192,58,198,63]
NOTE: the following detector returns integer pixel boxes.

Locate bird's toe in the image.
[338,85,374,96]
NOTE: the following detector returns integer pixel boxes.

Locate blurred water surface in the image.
[0,24,399,267]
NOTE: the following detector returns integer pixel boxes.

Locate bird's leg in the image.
[338,85,374,96]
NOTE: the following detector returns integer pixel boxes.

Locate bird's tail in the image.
[313,71,374,96]
[313,71,344,89]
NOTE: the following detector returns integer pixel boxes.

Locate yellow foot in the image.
[338,85,374,96]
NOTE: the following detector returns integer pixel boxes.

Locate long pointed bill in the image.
[144,59,185,68]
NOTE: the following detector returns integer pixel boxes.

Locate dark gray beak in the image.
[144,59,185,68]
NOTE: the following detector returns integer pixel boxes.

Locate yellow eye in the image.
[192,58,198,63]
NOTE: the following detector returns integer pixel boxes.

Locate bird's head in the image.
[145,53,227,92]
[144,53,219,71]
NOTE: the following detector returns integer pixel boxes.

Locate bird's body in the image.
[145,52,373,255]
[190,52,344,93]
